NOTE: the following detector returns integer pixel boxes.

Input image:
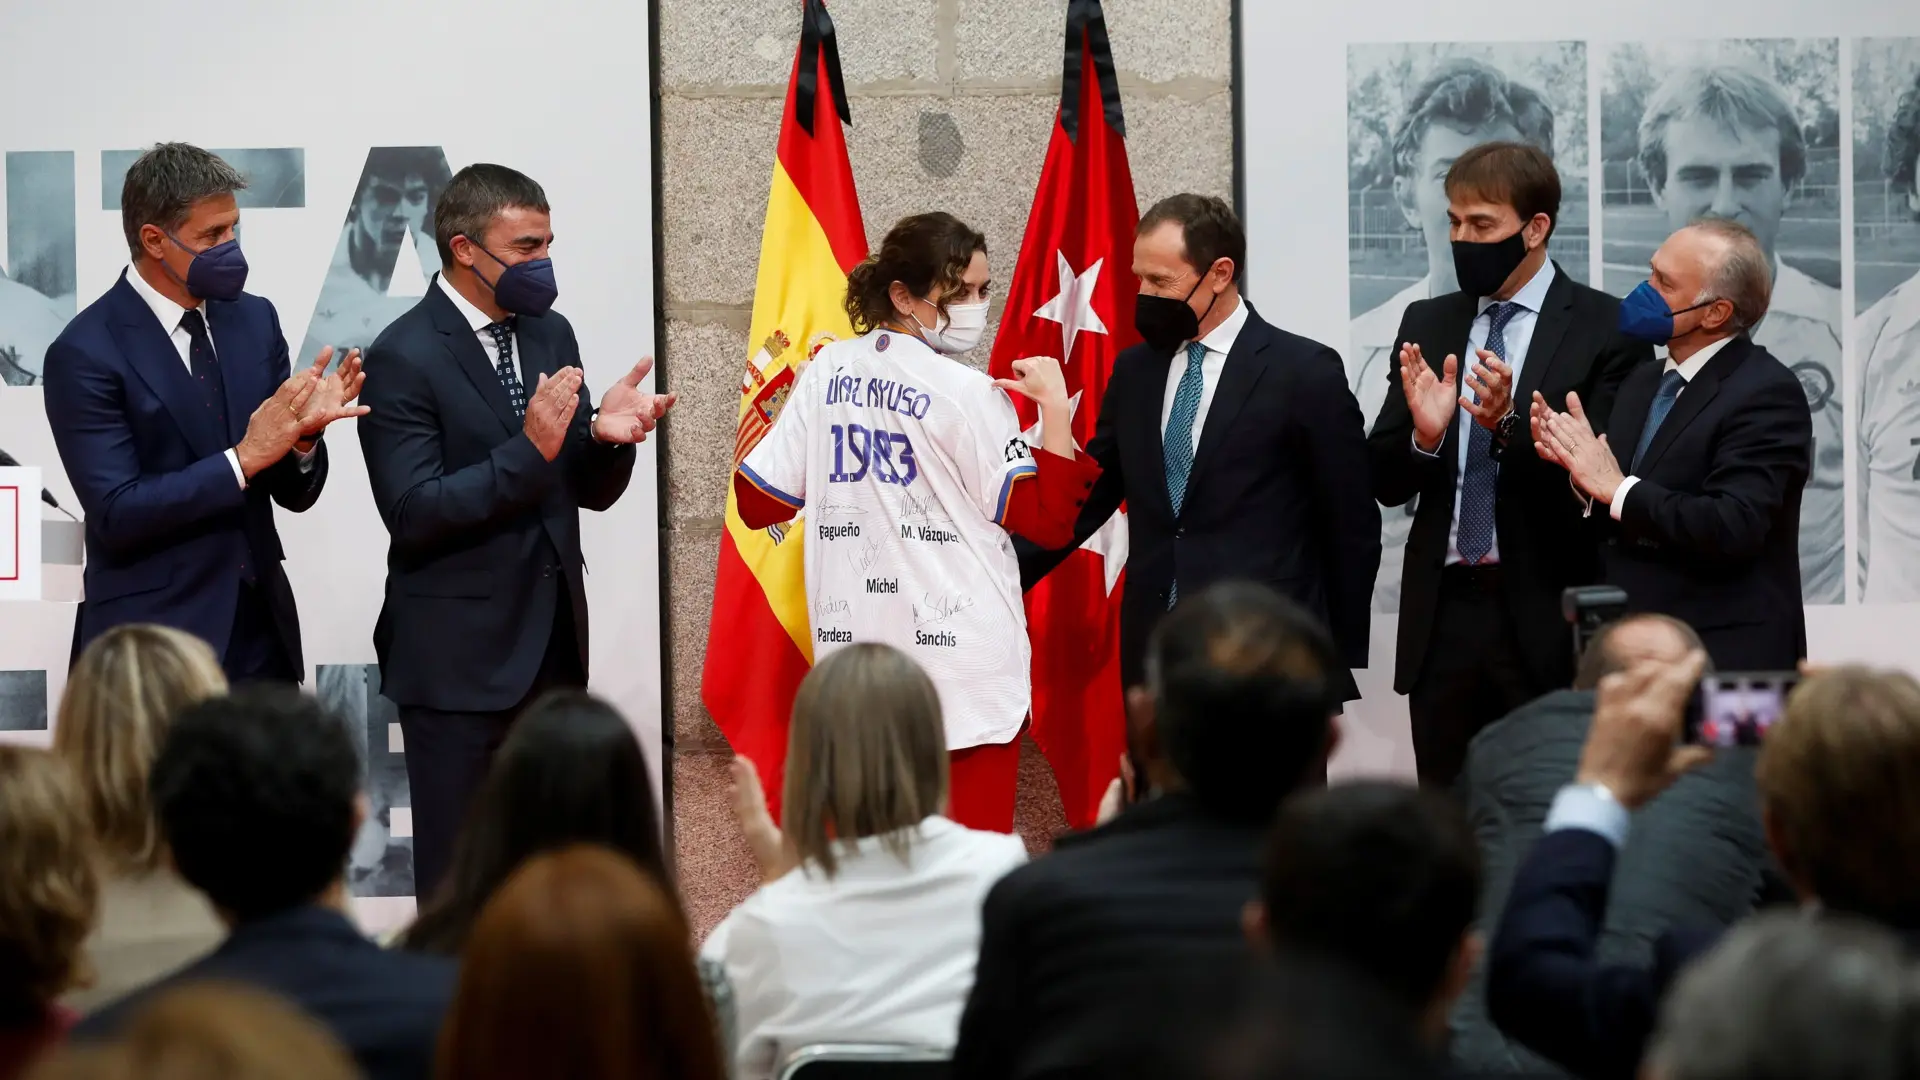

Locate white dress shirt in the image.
[1158,294,1249,450]
[701,816,1029,1080]
[1608,334,1738,520]
[1412,260,1556,565]
[436,273,522,387]
[123,265,316,488]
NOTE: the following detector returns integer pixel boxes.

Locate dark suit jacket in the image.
[357,281,635,712]
[1598,335,1811,670]
[1020,304,1380,700]
[1454,690,1767,1077]
[75,906,456,1080]
[43,271,326,673]
[1368,267,1651,695]
[951,793,1267,1080]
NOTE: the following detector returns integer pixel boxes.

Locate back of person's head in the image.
[1573,614,1705,690]
[151,687,360,922]
[53,625,227,875]
[53,982,361,1080]
[406,690,666,954]
[1250,782,1479,1037]
[1140,582,1340,823]
[1647,912,1918,1080]
[782,643,948,878]
[842,212,987,333]
[0,746,98,1024]
[1757,667,1920,924]
[438,845,723,1080]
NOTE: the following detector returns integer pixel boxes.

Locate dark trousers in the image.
[225,582,296,685]
[399,589,585,902]
[1408,566,1543,789]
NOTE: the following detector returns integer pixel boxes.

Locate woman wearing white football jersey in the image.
[733,212,1100,831]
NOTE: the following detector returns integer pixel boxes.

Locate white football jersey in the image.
[739,329,1038,750]
[1858,272,1920,603]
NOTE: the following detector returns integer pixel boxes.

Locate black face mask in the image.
[1451,227,1530,299]
[1135,272,1221,354]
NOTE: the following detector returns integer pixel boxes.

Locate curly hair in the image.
[0,746,99,1019]
[842,212,986,334]
[1390,57,1556,180]
[1888,64,1920,213]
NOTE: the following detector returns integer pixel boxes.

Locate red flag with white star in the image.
[988,0,1139,828]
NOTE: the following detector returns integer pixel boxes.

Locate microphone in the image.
[0,448,78,520]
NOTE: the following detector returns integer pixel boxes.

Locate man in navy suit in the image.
[43,142,366,683]
[357,163,673,897]
[76,686,456,1080]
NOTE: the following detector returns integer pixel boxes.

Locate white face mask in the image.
[912,297,989,355]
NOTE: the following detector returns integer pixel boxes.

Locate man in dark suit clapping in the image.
[357,163,674,898]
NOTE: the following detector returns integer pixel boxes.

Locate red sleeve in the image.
[999,447,1102,548]
[733,469,801,530]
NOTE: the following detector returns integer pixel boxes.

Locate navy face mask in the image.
[467,239,558,317]
[1618,281,1712,344]
[164,231,249,301]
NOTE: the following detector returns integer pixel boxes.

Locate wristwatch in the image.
[1489,410,1522,460]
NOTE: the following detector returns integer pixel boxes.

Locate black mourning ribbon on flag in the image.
[795,0,853,137]
[1060,0,1126,143]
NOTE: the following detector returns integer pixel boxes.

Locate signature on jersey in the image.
[898,490,950,524]
[814,596,850,620]
[847,534,885,577]
[913,591,976,628]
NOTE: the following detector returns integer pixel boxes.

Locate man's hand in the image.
[1094,753,1137,826]
[297,346,370,440]
[235,368,322,478]
[993,355,1069,409]
[1540,391,1627,504]
[1399,342,1458,452]
[1575,649,1712,810]
[1461,349,1514,431]
[524,366,584,462]
[592,355,678,444]
[728,755,794,883]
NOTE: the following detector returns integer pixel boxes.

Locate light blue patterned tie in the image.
[1631,369,1688,473]
[1163,340,1207,606]
[1454,302,1517,565]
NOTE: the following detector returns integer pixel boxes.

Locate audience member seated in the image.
[73,686,456,1080]
[1245,781,1492,1076]
[952,581,1342,1080]
[1451,616,1768,1075]
[1645,913,1918,1080]
[398,690,734,1059]
[1488,661,1920,1079]
[51,625,228,1013]
[437,845,725,1080]
[702,643,1028,1080]
[0,748,98,1080]
[31,983,360,1080]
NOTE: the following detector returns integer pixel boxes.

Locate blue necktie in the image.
[1163,340,1207,606]
[1631,369,1687,472]
[1454,302,1517,565]
[485,319,527,419]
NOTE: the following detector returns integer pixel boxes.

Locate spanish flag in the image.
[702,0,866,815]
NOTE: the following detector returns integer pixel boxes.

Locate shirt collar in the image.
[1665,334,1738,382]
[436,272,499,333]
[1193,292,1249,356]
[1478,258,1556,317]
[124,262,202,333]
[1767,261,1839,322]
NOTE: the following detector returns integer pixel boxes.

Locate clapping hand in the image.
[297,346,370,440]
[1575,649,1712,810]
[593,356,677,444]
[235,365,322,478]
[1399,342,1458,452]
[1532,391,1626,504]
[1461,349,1515,431]
[524,366,584,461]
[728,755,795,883]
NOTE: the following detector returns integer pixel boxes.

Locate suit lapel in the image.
[1635,336,1750,474]
[428,278,519,436]
[515,315,561,387]
[1607,361,1659,473]
[1187,306,1270,494]
[205,300,264,446]
[1431,292,1480,491]
[105,273,226,460]
[1135,345,1176,517]
[1513,263,1575,406]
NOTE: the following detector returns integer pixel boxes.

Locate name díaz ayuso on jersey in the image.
[824,371,933,419]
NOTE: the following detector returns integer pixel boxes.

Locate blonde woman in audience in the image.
[0,747,99,1080]
[51,626,226,1013]
[27,983,359,1080]
[438,845,725,1080]
[705,643,1030,1080]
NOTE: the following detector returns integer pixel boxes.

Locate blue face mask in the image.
[164,231,249,301]
[1618,281,1712,344]
[467,240,558,317]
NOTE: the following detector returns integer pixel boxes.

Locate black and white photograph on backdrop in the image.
[316,663,415,900]
[1854,37,1920,605]
[0,151,77,386]
[0,669,47,732]
[1347,42,1590,612]
[1599,39,1844,604]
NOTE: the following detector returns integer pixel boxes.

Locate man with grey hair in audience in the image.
[1530,218,1811,671]
[1646,913,1919,1080]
